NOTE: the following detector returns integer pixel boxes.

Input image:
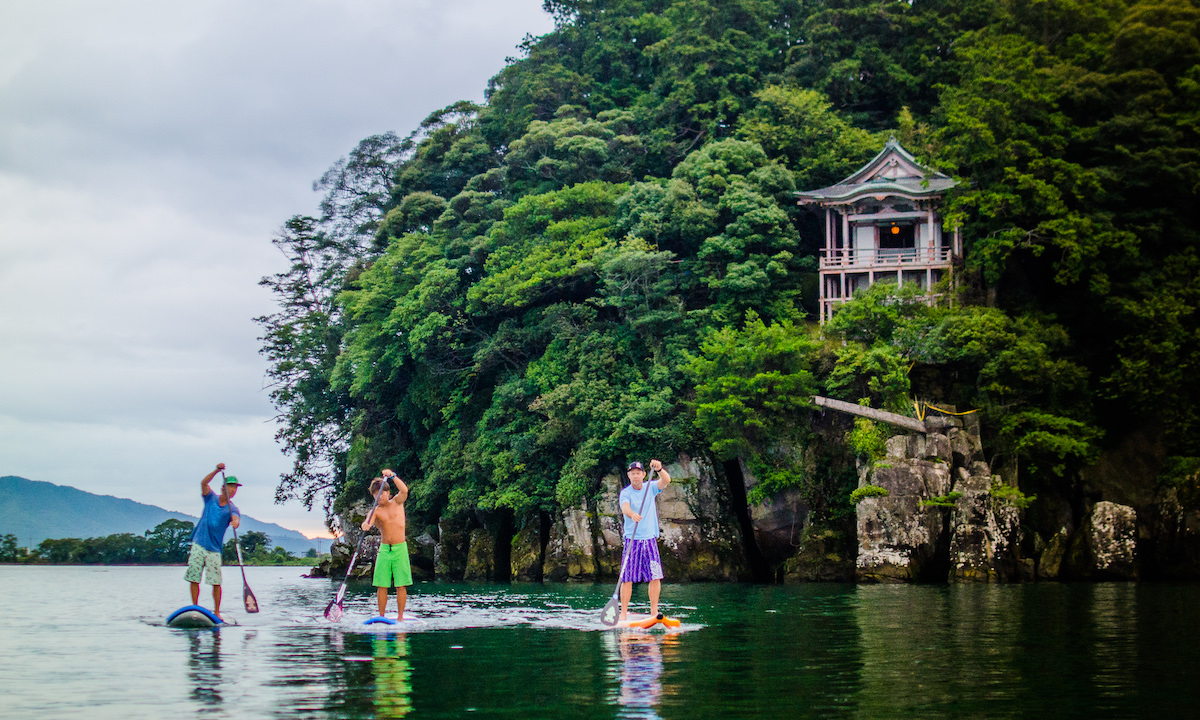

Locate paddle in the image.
[600,465,657,627]
[222,470,259,613]
[323,476,392,622]
[231,525,260,613]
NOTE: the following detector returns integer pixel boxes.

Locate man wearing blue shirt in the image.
[617,458,671,622]
[184,462,241,620]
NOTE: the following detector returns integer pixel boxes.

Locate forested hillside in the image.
[259,0,1200,576]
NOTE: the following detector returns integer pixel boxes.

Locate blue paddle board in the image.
[166,605,228,628]
[363,616,423,626]
[364,616,397,625]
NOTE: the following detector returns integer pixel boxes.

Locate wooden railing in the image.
[820,247,952,270]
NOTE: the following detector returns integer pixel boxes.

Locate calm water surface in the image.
[1,566,1197,719]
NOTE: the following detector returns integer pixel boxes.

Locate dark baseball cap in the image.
[627,461,644,471]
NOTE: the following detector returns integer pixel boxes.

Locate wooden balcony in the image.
[820,246,953,271]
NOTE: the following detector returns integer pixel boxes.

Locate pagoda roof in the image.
[796,137,958,205]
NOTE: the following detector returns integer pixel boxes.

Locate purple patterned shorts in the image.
[619,538,664,583]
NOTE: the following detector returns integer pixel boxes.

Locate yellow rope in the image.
[914,400,980,420]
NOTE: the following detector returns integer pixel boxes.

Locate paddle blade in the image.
[244,586,260,614]
[600,597,621,627]
[324,598,343,622]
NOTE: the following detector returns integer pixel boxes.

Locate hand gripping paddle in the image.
[222,470,259,614]
[600,466,657,627]
[324,477,392,622]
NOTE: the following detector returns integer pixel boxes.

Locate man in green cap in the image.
[184,462,241,620]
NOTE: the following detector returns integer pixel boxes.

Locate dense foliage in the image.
[259,0,1200,537]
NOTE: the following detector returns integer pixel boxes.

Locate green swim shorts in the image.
[372,542,413,588]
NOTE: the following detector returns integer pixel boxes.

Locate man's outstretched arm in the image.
[651,459,671,490]
[200,463,225,496]
[383,469,408,503]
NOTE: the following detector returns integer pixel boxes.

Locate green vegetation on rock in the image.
[255,0,1200,555]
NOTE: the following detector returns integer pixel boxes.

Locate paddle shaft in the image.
[222,470,259,612]
[610,468,657,600]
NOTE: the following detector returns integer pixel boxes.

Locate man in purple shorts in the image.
[618,458,671,621]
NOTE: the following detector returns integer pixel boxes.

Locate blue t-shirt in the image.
[618,482,662,540]
[191,490,239,552]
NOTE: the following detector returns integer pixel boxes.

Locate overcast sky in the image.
[0,0,555,538]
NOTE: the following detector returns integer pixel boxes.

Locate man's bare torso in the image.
[374,497,406,545]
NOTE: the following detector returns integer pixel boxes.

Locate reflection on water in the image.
[3,567,1200,719]
[187,629,224,707]
[371,633,413,718]
[605,632,680,719]
[1090,583,1137,712]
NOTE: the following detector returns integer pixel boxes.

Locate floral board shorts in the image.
[619,538,664,583]
[373,542,413,588]
[184,542,223,585]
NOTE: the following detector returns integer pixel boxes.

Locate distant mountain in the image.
[0,476,318,555]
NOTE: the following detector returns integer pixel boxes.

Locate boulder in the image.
[782,525,855,582]
[740,457,810,568]
[856,457,952,581]
[434,517,469,581]
[1141,485,1200,579]
[1066,501,1138,580]
[463,529,496,580]
[948,470,1021,582]
[510,521,543,582]
[329,534,377,579]
[923,433,952,463]
[543,505,597,581]
[1038,528,1070,579]
[923,413,962,433]
[947,426,982,467]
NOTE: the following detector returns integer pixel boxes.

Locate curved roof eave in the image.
[796,179,958,204]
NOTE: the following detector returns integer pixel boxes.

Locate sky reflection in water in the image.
[1,566,1198,719]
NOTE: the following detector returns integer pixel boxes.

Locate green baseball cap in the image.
[224,475,242,486]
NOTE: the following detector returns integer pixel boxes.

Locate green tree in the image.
[145,519,194,563]
[0,534,19,562]
[224,531,270,563]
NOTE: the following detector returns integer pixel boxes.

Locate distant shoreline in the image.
[0,560,322,567]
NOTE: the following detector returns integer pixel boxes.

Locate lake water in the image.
[1,566,1197,719]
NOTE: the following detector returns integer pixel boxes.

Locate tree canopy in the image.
[259,0,1200,536]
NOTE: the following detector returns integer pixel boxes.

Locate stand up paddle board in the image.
[363,616,424,626]
[166,605,231,629]
[614,613,681,630]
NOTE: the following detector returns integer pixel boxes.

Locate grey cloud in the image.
[0,0,553,533]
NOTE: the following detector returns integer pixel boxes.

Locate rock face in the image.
[509,522,543,582]
[1038,528,1071,579]
[543,505,599,581]
[434,517,469,581]
[1142,486,1200,579]
[948,462,1021,582]
[856,434,953,581]
[652,454,747,581]
[782,525,854,582]
[464,529,497,580]
[308,499,378,579]
[855,412,1024,582]
[526,454,749,582]
[1066,501,1138,580]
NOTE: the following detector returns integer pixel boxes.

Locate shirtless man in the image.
[361,469,411,620]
